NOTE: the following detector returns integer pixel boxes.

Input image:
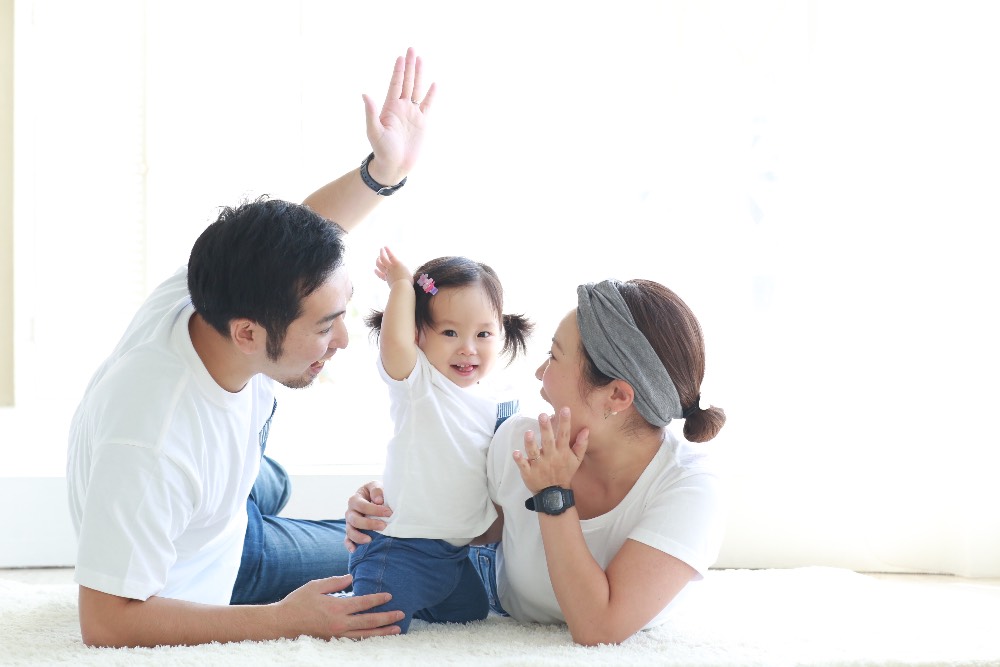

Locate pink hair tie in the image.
[416,274,438,295]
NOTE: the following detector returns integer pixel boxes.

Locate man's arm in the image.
[79,576,404,648]
[302,47,435,230]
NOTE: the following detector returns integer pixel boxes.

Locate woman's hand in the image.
[363,47,436,186]
[514,407,589,493]
[343,481,393,553]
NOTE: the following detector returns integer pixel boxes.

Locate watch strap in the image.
[524,486,575,515]
[360,152,407,196]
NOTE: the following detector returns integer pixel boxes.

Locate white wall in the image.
[4,0,1000,576]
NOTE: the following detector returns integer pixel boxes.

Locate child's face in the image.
[418,285,502,388]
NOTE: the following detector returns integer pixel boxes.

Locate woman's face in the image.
[535,309,590,415]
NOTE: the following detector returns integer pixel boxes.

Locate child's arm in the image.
[470,504,504,545]
[374,246,418,380]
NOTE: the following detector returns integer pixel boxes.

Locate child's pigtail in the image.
[501,313,535,364]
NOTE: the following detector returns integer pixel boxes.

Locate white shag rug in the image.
[3,567,999,666]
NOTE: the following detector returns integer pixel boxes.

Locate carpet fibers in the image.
[2,567,998,666]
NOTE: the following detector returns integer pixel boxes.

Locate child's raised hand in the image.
[374,246,412,285]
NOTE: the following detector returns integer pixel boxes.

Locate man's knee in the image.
[249,455,291,516]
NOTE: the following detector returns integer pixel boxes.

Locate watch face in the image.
[541,489,565,512]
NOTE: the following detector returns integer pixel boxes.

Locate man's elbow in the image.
[79,611,136,648]
[78,587,139,648]
[80,617,125,648]
[80,629,113,648]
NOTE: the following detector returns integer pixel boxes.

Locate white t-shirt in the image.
[487,414,726,628]
[377,348,501,542]
[66,268,272,604]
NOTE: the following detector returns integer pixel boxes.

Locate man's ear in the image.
[230,319,264,355]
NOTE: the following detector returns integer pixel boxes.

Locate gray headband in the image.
[576,281,683,427]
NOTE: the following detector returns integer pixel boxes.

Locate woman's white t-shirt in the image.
[487,414,726,628]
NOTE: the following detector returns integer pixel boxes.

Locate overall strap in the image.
[495,400,519,433]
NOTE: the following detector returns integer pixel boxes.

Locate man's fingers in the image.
[400,47,416,101]
[362,93,379,137]
[417,82,437,115]
[312,574,353,595]
[357,500,392,518]
[343,624,402,640]
[383,55,405,109]
[411,56,423,102]
[322,594,404,640]
[346,508,388,531]
[345,522,373,548]
[344,610,404,635]
[334,591,394,615]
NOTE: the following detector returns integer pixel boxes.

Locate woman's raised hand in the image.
[514,407,589,493]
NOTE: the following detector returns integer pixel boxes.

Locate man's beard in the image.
[278,373,315,390]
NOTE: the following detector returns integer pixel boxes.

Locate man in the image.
[66,48,435,647]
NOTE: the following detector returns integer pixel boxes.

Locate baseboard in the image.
[0,477,76,567]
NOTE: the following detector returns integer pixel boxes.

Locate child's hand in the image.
[374,246,412,285]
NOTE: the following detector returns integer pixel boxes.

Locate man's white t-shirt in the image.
[487,414,726,628]
[66,268,272,604]
[377,348,500,543]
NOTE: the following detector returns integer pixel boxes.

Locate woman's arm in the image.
[536,516,696,645]
[514,409,697,645]
[373,246,418,380]
[302,47,435,231]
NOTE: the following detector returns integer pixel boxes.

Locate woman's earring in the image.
[604,410,618,420]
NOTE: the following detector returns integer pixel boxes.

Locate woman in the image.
[347,278,726,645]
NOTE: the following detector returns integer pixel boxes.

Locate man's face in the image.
[264,267,353,389]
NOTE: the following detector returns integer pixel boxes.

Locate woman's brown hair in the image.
[580,279,725,443]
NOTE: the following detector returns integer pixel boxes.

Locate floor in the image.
[4,567,1000,591]
[0,567,77,584]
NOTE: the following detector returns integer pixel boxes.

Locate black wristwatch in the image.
[525,486,575,515]
[359,152,407,195]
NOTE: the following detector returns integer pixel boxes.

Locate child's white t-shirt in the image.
[377,348,501,543]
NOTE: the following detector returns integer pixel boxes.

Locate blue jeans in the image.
[230,455,350,605]
[349,531,489,633]
[468,542,508,617]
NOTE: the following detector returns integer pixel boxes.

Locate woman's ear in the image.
[231,319,263,355]
[607,379,635,414]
